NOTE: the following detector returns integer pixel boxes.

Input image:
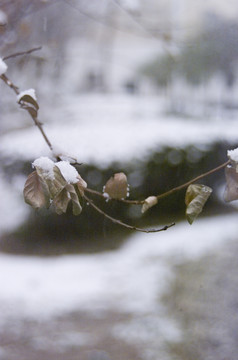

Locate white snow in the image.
[227,148,238,162]
[17,88,37,102]
[33,156,55,180]
[0,214,236,322]
[55,160,79,184]
[0,10,7,25]
[0,174,29,233]
[118,0,140,11]
[0,57,7,76]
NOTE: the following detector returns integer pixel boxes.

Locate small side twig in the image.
[2,46,42,61]
[83,193,175,233]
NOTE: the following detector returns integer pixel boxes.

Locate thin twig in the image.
[83,193,175,233]
[0,74,19,94]
[156,159,230,201]
[3,46,42,61]
[111,0,176,56]
[30,116,53,151]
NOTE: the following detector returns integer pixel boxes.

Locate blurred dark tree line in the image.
[0,141,234,255]
[142,14,238,88]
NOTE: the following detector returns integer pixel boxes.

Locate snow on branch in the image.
[0,58,7,76]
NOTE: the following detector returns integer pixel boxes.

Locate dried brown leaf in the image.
[53,187,71,215]
[23,170,50,209]
[66,184,82,215]
[185,184,212,224]
[18,94,39,117]
[104,172,128,199]
[76,175,87,196]
[35,165,67,199]
[18,94,39,110]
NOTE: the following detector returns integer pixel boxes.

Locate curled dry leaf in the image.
[185,184,212,224]
[141,196,158,214]
[23,170,50,209]
[50,166,68,197]
[66,184,82,215]
[224,165,238,202]
[53,184,82,215]
[18,92,39,118]
[103,172,129,200]
[36,165,67,199]
[53,187,70,215]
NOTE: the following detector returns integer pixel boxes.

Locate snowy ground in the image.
[1,214,236,321]
[0,214,238,321]
[0,214,237,359]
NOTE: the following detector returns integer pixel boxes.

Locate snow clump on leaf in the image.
[33,156,55,180]
[0,10,7,26]
[55,161,80,184]
[17,89,37,102]
[227,148,238,162]
[17,89,39,117]
[0,58,7,76]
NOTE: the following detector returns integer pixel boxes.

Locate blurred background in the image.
[1,0,238,359]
